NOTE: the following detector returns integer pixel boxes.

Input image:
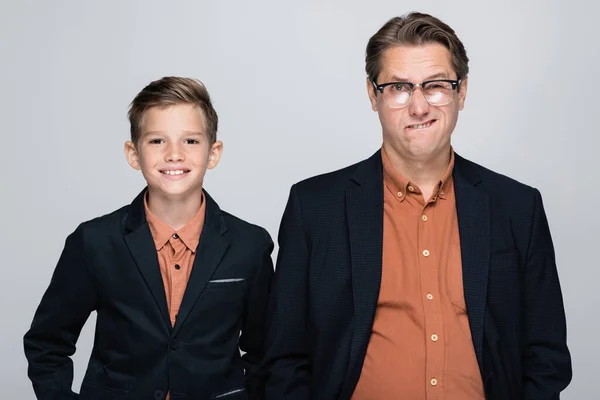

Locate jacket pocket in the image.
[212,387,246,399]
[80,378,130,399]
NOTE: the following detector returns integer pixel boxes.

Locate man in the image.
[262,12,571,400]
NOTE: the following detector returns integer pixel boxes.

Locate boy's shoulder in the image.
[74,201,272,247]
[75,204,132,238]
[219,209,272,245]
[204,190,272,246]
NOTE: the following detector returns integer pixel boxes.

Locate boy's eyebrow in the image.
[142,130,163,136]
[142,130,205,136]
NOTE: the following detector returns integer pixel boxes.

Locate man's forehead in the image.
[379,43,454,80]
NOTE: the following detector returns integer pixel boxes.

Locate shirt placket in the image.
[168,235,187,326]
[420,198,445,399]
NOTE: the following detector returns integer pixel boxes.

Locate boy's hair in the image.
[366,12,469,83]
[128,76,218,145]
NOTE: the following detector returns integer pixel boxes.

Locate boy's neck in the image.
[146,188,204,231]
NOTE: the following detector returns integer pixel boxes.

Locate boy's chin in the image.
[146,183,204,199]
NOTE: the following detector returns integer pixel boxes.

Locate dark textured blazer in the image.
[24,189,274,400]
[262,150,571,400]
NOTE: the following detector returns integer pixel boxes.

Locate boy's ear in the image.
[207,141,223,170]
[124,141,141,170]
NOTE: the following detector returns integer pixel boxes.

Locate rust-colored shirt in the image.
[352,148,484,400]
[144,193,206,326]
[144,193,206,400]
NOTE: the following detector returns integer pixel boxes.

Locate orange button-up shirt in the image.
[352,148,484,400]
[144,192,206,400]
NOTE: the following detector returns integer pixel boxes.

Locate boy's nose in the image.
[165,144,184,162]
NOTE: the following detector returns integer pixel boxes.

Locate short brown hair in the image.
[366,12,469,83]
[128,76,218,145]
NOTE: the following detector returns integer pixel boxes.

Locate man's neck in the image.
[146,189,203,231]
[383,143,452,199]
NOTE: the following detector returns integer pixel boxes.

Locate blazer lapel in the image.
[124,189,171,331]
[341,151,384,397]
[454,154,491,370]
[172,191,230,336]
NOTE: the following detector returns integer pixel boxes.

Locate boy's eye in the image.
[149,139,163,144]
[184,139,199,144]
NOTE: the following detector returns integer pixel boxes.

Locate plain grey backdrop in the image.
[1,0,597,398]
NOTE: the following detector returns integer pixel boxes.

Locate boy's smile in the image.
[159,167,192,180]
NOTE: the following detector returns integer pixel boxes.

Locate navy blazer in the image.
[262,150,571,400]
[24,189,274,400]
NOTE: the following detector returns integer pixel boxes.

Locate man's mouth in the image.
[407,119,436,129]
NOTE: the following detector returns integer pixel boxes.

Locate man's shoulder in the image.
[293,158,369,195]
[456,154,538,201]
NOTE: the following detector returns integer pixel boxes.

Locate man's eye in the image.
[392,84,411,92]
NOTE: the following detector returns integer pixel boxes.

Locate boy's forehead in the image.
[140,104,206,134]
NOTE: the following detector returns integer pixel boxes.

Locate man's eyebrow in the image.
[423,72,451,80]
[384,72,451,83]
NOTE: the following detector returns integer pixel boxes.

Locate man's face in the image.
[124,104,222,200]
[367,43,467,161]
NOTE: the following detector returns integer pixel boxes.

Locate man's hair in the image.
[128,76,218,145]
[365,12,469,83]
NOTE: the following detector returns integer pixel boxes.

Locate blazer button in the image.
[170,340,179,350]
[154,389,165,400]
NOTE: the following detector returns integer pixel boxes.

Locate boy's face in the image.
[125,104,222,200]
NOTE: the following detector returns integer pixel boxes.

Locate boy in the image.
[24,77,274,400]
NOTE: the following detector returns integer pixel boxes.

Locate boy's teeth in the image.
[164,170,185,175]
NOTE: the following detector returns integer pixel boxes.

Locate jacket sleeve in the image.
[261,184,312,399]
[24,226,98,400]
[240,227,275,400]
[522,189,572,399]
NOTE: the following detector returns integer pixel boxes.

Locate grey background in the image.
[1,0,597,398]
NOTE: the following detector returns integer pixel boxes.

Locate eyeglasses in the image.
[372,79,461,108]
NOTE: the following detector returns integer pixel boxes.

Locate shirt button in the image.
[172,233,179,239]
[430,378,438,386]
[408,185,415,192]
[397,191,403,197]
[431,334,439,342]
[422,249,430,257]
[426,293,434,300]
[422,215,428,221]
[174,264,181,270]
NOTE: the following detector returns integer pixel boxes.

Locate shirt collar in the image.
[437,149,455,200]
[381,146,455,202]
[144,192,206,252]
